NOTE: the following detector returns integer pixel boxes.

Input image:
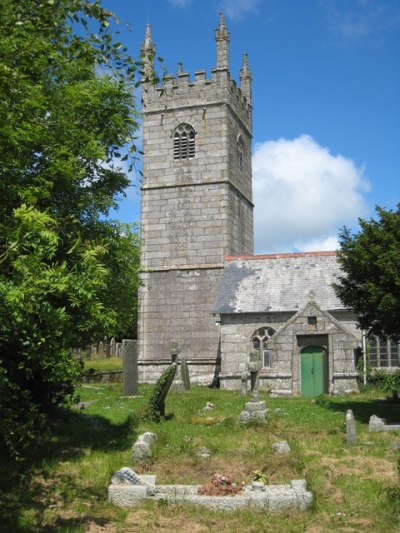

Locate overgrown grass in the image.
[1,385,400,532]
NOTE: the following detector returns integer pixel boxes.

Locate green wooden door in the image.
[301,346,327,397]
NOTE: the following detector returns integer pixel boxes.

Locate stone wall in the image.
[219,302,360,395]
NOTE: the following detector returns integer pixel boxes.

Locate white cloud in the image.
[220,0,261,20]
[253,135,370,253]
[320,0,400,46]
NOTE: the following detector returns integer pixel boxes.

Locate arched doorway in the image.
[301,346,328,397]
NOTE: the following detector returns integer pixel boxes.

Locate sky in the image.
[102,0,400,254]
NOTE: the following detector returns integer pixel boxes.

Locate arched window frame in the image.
[173,123,195,160]
[251,327,275,368]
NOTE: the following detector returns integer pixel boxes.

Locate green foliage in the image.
[334,205,400,340]
[143,365,177,422]
[366,369,400,394]
[0,0,145,458]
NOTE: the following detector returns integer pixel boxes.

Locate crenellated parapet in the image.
[141,13,252,134]
[142,68,251,133]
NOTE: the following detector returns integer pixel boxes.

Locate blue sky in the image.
[102,0,399,253]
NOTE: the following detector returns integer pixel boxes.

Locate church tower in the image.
[138,15,254,381]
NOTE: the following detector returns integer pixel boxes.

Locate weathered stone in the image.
[369,414,400,432]
[108,476,313,512]
[132,433,157,462]
[272,440,291,454]
[132,442,151,461]
[110,337,116,357]
[111,467,145,486]
[369,415,386,431]
[122,340,138,396]
[245,401,266,412]
[170,341,179,363]
[346,409,357,444]
[140,432,157,445]
[240,371,248,396]
[239,400,266,423]
[180,357,191,390]
[98,341,104,359]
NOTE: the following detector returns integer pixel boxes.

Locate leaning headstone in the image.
[122,340,138,396]
[180,357,191,390]
[115,342,122,357]
[145,363,177,421]
[272,440,291,454]
[110,337,116,357]
[98,340,105,359]
[346,409,357,444]
[105,339,111,358]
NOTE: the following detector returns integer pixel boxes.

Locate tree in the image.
[0,0,146,457]
[334,205,400,341]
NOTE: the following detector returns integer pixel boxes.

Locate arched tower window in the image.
[237,135,244,170]
[251,327,275,368]
[173,123,195,160]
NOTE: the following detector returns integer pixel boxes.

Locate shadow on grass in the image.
[317,395,400,425]
[0,408,138,533]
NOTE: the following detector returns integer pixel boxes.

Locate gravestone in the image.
[145,363,177,420]
[132,432,157,462]
[180,357,191,390]
[122,340,138,396]
[105,337,111,358]
[170,341,179,363]
[116,342,122,357]
[90,344,97,359]
[240,371,248,396]
[272,440,291,454]
[98,340,105,359]
[239,400,266,423]
[249,349,262,399]
[110,337,116,357]
[346,409,357,444]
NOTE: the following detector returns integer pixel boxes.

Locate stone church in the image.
[137,14,368,396]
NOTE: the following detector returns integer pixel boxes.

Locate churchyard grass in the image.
[83,356,123,372]
[1,385,399,532]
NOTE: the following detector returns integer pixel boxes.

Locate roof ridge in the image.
[225,251,337,261]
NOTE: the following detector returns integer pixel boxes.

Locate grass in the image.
[1,385,400,532]
[82,356,123,372]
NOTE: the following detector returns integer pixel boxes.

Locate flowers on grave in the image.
[252,469,269,485]
[198,472,242,496]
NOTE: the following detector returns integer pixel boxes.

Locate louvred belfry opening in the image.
[173,123,195,160]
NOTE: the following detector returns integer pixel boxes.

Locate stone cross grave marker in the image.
[249,349,262,399]
[122,339,138,396]
[170,341,179,363]
[346,409,357,445]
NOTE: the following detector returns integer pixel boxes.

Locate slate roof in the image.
[214,252,346,314]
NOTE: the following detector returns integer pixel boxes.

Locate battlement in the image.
[142,68,252,132]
